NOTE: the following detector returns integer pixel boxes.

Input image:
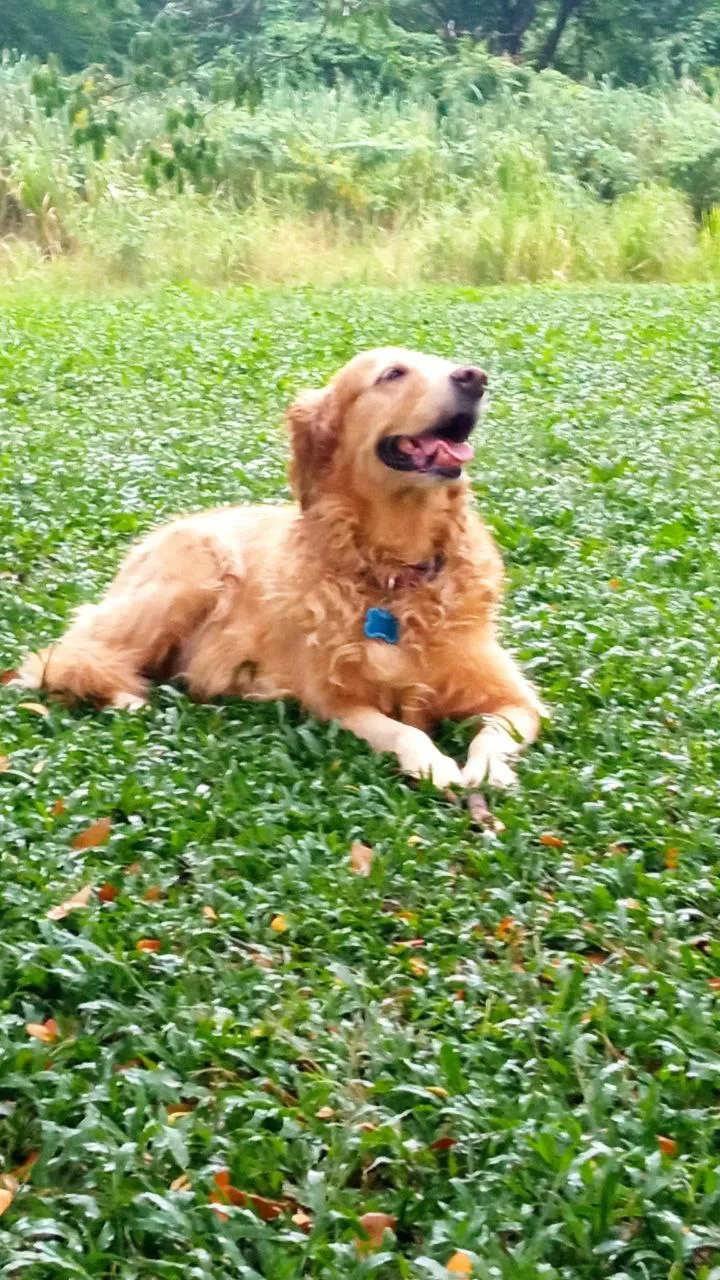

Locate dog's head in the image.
[287,347,487,509]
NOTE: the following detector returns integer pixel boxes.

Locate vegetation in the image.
[1,284,720,1277]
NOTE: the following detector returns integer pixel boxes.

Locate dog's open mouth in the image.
[376,409,477,479]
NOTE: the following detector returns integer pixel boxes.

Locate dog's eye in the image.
[378,365,407,383]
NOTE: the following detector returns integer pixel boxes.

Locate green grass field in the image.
[1,285,720,1279]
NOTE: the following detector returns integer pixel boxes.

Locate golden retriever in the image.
[17,347,543,789]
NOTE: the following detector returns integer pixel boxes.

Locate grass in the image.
[1,283,720,1278]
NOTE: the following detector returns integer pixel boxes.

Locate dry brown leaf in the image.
[249,951,274,969]
[315,1106,335,1120]
[167,1105,193,1123]
[209,1193,229,1221]
[17,701,49,717]
[170,1173,192,1192]
[0,1187,14,1217]
[665,847,680,869]
[583,949,611,967]
[32,759,46,776]
[124,861,142,875]
[212,1170,289,1220]
[291,1208,313,1232]
[608,578,622,590]
[406,834,424,846]
[136,938,161,953]
[202,904,217,922]
[430,1136,457,1151]
[98,882,118,903]
[143,885,163,902]
[71,817,111,851]
[539,833,564,848]
[708,978,720,991]
[51,798,66,817]
[409,957,428,977]
[270,913,289,933]
[47,883,93,921]
[619,898,642,910]
[0,755,10,773]
[350,841,374,877]
[426,1085,449,1098]
[447,1251,473,1275]
[26,1018,59,1043]
[355,1211,397,1252]
[657,1135,678,1157]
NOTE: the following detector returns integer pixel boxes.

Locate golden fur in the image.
[17,348,543,788]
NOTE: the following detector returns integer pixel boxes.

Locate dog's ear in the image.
[287,386,339,510]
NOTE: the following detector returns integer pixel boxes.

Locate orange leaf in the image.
[495,916,517,941]
[665,847,680,869]
[143,885,163,902]
[539,833,564,848]
[167,1104,193,1122]
[409,957,428,977]
[350,841,373,877]
[355,1211,397,1253]
[7,1153,38,1184]
[212,1171,288,1220]
[17,701,49,717]
[136,938,161,952]
[426,1085,449,1098]
[26,1018,59,1043]
[124,861,142,875]
[583,949,610,966]
[709,978,720,991]
[202,905,217,922]
[71,817,111,851]
[0,1187,14,1217]
[47,883,93,921]
[315,1106,335,1120]
[657,1135,678,1157]
[447,1251,473,1275]
[292,1208,313,1232]
[0,755,10,773]
[170,1173,192,1192]
[430,1136,457,1151]
[51,798,66,817]
[209,1193,229,1221]
[98,882,118,903]
[608,578,622,590]
[270,914,288,933]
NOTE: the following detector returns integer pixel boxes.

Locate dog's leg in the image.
[340,706,463,789]
[460,648,544,789]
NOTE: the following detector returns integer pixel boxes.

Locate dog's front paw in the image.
[400,742,463,790]
[462,748,518,790]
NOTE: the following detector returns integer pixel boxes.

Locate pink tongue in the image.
[413,435,473,467]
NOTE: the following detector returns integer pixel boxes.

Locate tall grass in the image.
[2,55,720,287]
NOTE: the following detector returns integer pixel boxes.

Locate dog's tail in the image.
[17,632,149,708]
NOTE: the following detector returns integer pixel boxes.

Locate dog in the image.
[16,347,543,790]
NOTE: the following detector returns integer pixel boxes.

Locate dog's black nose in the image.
[450,365,488,400]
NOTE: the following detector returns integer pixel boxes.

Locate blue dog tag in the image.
[364,607,400,644]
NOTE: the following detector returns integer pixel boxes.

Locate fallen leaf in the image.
[51,798,65,817]
[98,882,118,903]
[0,755,10,772]
[430,1136,457,1151]
[270,913,288,933]
[350,840,373,876]
[608,578,622,589]
[665,847,680,869]
[209,1193,229,1221]
[47,883,93,921]
[212,1171,289,1220]
[426,1085,449,1098]
[32,759,46,775]
[124,861,142,875]
[249,950,274,968]
[583,949,611,966]
[397,937,425,949]
[0,1188,13,1217]
[167,1105,193,1123]
[409,957,428,976]
[17,702,49,717]
[447,1250,473,1274]
[26,1018,59,1043]
[202,904,217,922]
[315,1106,335,1119]
[355,1211,397,1252]
[619,898,642,910]
[136,938,161,952]
[708,978,720,991]
[539,833,564,848]
[292,1208,313,1231]
[71,817,111,851]
[406,834,424,846]
[143,885,163,902]
[170,1173,192,1192]
[495,916,519,941]
[657,1135,678,1157]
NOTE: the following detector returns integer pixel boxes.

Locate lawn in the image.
[1,284,720,1280]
